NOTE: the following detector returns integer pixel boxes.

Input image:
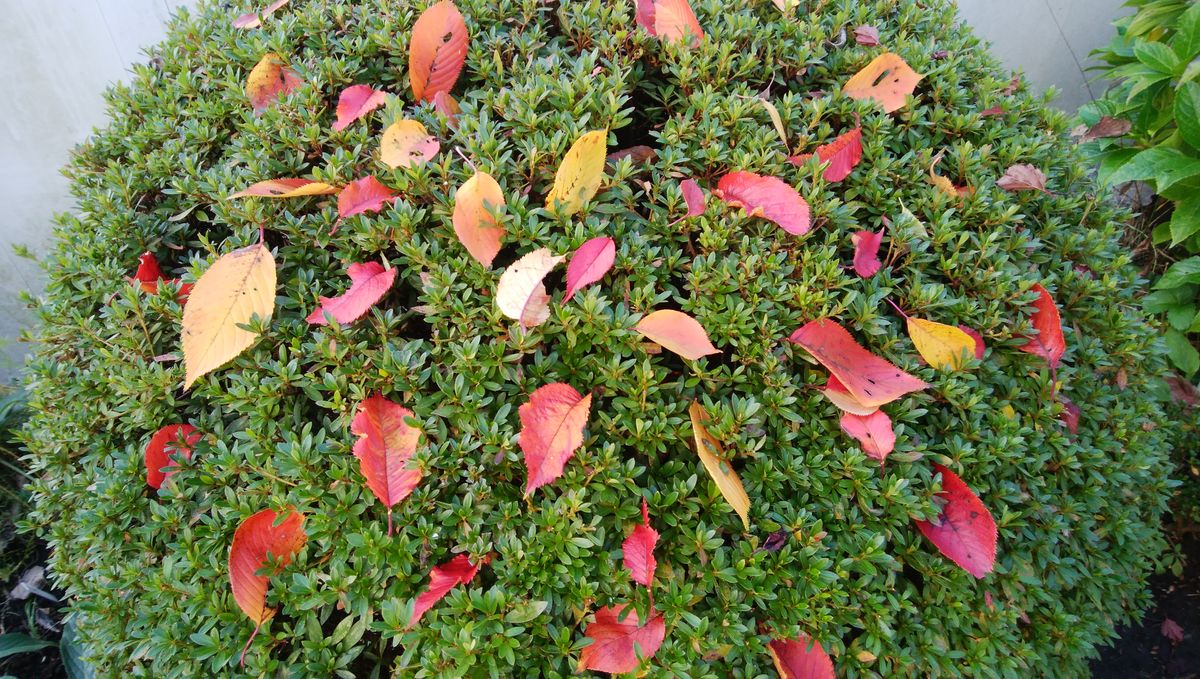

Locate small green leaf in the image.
[0,633,55,659]
[505,600,550,624]
[1165,328,1200,376]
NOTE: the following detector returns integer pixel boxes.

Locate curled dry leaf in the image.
[850,230,883,278]
[607,145,657,167]
[496,248,564,327]
[1081,116,1132,142]
[787,319,928,408]
[350,394,423,536]
[688,401,751,530]
[182,243,276,389]
[915,464,997,578]
[230,178,339,198]
[821,375,877,416]
[306,262,396,325]
[854,25,880,46]
[635,0,703,46]
[452,171,506,267]
[578,605,666,674]
[1018,283,1066,369]
[1162,618,1185,645]
[144,424,200,489]
[546,130,607,217]
[332,84,387,131]
[839,410,895,464]
[228,508,306,663]
[410,553,486,626]
[408,0,469,102]
[337,176,398,223]
[233,0,289,29]
[246,53,302,113]
[623,498,658,588]
[788,127,863,183]
[928,149,971,198]
[635,309,720,360]
[768,635,836,679]
[564,236,616,301]
[996,164,1048,193]
[714,171,811,235]
[843,52,922,113]
[906,317,977,370]
[380,120,440,169]
[519,383,592,495]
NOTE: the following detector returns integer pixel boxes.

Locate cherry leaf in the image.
[839,410,895,465]
[843,52,922,113]
[786,319,928,408]
[996,164,1048,192]
[1059,395,1081,434]
[821,375,878,416]
[233,0,289,29]
[959,325,987,359]
[622,498,658,588]
[788,128,863,183]
[906,317,977,371]
[635,0,703,46]
[1018,283,1066,369]
[496,248,565,327]
[915,464,998,578]
[714,171,811,235]
[144,424,200,489]
[564,236,616,301]
[350,394,422,536]
[230,178,339,198]
[408,0,469,102]
[850,230,882,278]
[380,120,440,169]
[409,553,486,626]
[133,252,164,287]
[853,25,880,46]
[1081,116,1131,142]
[519,383,592,495]
[337,176,397,223]
[688,401,751,530]
[635,309,720,360]
[680,178,706,217]
[228,508,306,664]
[452,171,506,267]
[306,262,396,326]
[577,604,666,674]
[768,635,836,679]
[245,53,302,113]
[332,84,388,131]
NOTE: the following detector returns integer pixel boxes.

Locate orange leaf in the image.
[915,464,997,578]
[688,401,751,530]
[409,553,486,626]
[496,248,564,327]
[622,498,658,588]
[839,410,895,464]
[635,309,720,360]
[380,120,440,169]
[714,171,811,235]
[246,53,302,113]
[306,262,396,325]
[519,383,592,495]
[635,0,703,46]
[786,319,927,409]
[409,0,469,102]
[578,605,666,674]
[229,178,339,199]
[233,0,289,29]
[228,508,306,663]
[332,84,388,131]
[788,127,863,182]
[843,52,922,113]
[1018,283,1065,369]
[337,176,397,223]
[350,394,422,536]
[144,424,200,489]
[433,91,461,128]
[768,635,836,679]
[452,171,506,267]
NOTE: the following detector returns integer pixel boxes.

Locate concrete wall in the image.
[0,0,1131,383]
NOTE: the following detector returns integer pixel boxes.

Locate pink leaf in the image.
[635,309,720,360]
[788,128,864,183]
[332,85,388,131]
[409,554,486,626]
[233,0,289,28]
[839,410,895,464]
[850,230,882,278]
[1058,395,1081,434]
[854,25,880,46]
[714,171,811,235]
[915,464,998,578]
[337,176,398,225]
[681,178,706,217]
[768,635,836,679]
[578,605,666,674]
[622,498,658,588]
[1018,283,1066,369]
[1162,617,1185,644]
[350,394,423,535]
[786,319,928,409]
[564,236,616,301]
[306,262,396,325]
[996,164,1047,192]
[820,375,878,416]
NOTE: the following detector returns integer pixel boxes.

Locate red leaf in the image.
[306,262,396,325]
[332,84,388,131]
[144,424,200,489]
[768,635,836,679]
[680,178,706,217]
[635,0,703,46]
[786,319,928,409]
[350,394,423,536]
[853,25,880,46]
[622,498,658,588]
[337,176,398,224]
[228,508,307,664]
[1018,283,1066,369]
[433,91,461,128]
[996,164,1047,193]
[578,604,666,674]
[133,252,164,287]
[519,384,592,495]
[958,325,986,360]
[714,171,811,235]
[850,229,882,278]
[409,553,486,626]
[980,105,1004,117]
[1058,395,1081,434]
[246,53,302,113]
[915,464,997,578]
[839,410,895,464]
[1162,617,1185,644]
[233,0,289,29]
[408,0,469,102]
[564,237,616,301]
[788,127,863,183]
[821,375,878,416]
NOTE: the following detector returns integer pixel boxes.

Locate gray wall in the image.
[0,0,1130,383]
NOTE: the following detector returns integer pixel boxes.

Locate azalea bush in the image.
[19,0,1176,676]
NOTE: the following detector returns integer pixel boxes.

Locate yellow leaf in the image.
[1000,404,1018,421]
[928,149,958,197]
[379,120,440,169]
[182,244,276,388]
[545,130,606,216]
[495,248,564,327]
[688,401,750,530]
[755,96,789,149]
[907,317,975,370]
[843,52,923,113]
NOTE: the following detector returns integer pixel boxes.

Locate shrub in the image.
[20,0,1175,676]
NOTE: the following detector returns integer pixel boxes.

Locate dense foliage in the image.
[21,0,1175,676]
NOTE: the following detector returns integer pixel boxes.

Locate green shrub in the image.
[20,0,1175,676]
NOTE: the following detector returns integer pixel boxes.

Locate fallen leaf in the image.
[1081,116,1131,142]
[996,164,1047,193]
[337,176,398,223]
[906,317,977,370]
[496,248,565,327]
[408,0,469,102]
[635,0,703,46]
[144,424,200,489]
[754,96,789,148]
[306,262,396,325]
[409,554,485,626]
[182,243,276,389]
[131,252,193,301]
[928,149,970,197]
[786,319,928,408]
[980,105,1004,117]
[688,401,751,530]
[788,127,863,183]
[854,25,880,46]
[546,129,607,216]
[1162,617,1185,644]
[680,179,706,217]
[843,52,922,113]
[850,230,883,278]
[623,498,658,588]
[768,635,836,679]
[1059,396,1081,434]
[233,0,289,28]
[433,91,461,127]
[635,309,720,360]
[246,53,302,113]
[578,605,666,674]
[519,383,592,495]
[1018,283,1066,369]
[714,171,811,235]
[229,508,306,664]
[230,178,340,198]
[565,236,616,301]
[839,410,895,464]
[452,171,506,267]
[607,145,657,167]
[350,394,421,536]
[915,464,997,578]
[380,120,440,169]
[760,529,790,553]
[959,325,986,359]
[332,84,388,131]
[1166,374,1200,407]
[821,375,878,416]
